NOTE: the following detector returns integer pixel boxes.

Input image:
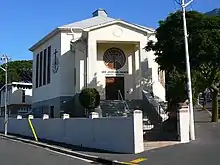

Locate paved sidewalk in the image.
[144,141,180,151]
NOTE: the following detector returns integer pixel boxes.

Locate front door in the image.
[105,77,125,100]
[50,106,54,118]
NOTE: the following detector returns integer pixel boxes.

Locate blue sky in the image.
[0,0,219,61]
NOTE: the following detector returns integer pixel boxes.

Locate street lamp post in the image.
[181,0,195,140]
[0,54,10,136]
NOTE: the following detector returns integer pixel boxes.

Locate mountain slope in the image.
[205,8,220,16]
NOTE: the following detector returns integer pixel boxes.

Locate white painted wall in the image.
[32,30,87,102]
[139,35,166,101]
[88,23,165,100]
[177,105,189,143]
[0,110,144,154]
[0,85,32,106]
[60,32,76,96]
[60,31,87,94]
[32,33,62,103]
[31,22,166,103]
[87,23,145,91]
[94,43,137,100]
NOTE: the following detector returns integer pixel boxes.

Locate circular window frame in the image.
[103,47,126,70]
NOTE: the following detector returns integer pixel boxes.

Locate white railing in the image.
[118,90,130,112]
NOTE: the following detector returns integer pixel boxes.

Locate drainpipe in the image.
[69,27,89,89]
[85,33,88,88]
[73,48,76,93]
[70,28,77,93]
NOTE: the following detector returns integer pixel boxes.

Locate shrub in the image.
[79,88,100,112]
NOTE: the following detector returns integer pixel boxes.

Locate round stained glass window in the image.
[103,47,126,70]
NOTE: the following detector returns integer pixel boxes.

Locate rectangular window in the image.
[43,49,47,85]
[47,46,51,84]
[22,90,25,103]
[36,54,39,88]
[39,51,43,86]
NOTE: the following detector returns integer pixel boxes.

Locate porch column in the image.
[134,43,142,99]
[87,38,97,88]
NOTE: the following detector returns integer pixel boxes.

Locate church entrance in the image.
[105,77,125,100]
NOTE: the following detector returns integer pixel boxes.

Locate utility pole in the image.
[0,54,10,136]
[181,0,195,140]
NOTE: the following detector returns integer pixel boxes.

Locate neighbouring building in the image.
[29,9,166,118]
[0,82,32,117]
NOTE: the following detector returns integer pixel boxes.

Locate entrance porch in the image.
[86,41,142,100]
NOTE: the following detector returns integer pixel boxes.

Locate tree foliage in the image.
[165,70,187,104]
[146,11,220,121]
[79,88,100,113]
[0,60,32,87]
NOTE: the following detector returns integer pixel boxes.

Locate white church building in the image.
[29,9,165,118]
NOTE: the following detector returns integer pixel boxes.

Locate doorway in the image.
[50,106,54,118]
[105,77,125,100]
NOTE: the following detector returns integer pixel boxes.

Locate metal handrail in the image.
[118,90,130,111]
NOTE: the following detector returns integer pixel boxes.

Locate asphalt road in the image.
[0,137,98,165]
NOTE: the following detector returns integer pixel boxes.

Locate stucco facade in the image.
[30,9,165,118]
[0,82,32,116]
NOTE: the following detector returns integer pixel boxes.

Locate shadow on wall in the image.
[32,39,86,118]
[71,54,164,119]
[70,74,104,117]
[81,56,162,119]
[59,41,175,141]
[40,39,165,119]
[123,58,164,122]
[59,41,105,117]
[95,47,155,100]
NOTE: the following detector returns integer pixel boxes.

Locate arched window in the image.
[103,47,126,70]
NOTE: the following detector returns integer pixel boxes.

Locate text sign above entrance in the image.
[101,70,128,75]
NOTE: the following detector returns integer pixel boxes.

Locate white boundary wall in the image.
[0,110,144,154]
[177,104,189,143]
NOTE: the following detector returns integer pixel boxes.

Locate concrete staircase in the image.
[142,90,168,123]
[99,90,168,125]
[100,100,143,117]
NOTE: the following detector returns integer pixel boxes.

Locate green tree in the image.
[165,69,203,106]
[0,60,32,87]
[79,88,100,116]
[145,11,220,122]
[165,69,187,104]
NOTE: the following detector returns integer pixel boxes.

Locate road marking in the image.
[130,157,147,164]
[206,110,212,116]
[44,148,93,163]
[120,162,136,165]
[28,118,38,141]
[197,104,212,116]
[120,157,147,165]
